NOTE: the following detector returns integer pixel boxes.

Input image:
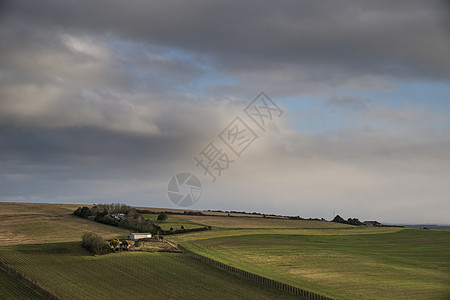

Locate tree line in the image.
[332,215,365,226]
[74,205,211,236]
[74,204,161,235]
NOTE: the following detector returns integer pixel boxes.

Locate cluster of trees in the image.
[207,209,279,217]
[136,209,204,216]
[155,212,211,235]
[94,203,131,213]
[157,212,168,222]
[332,215,363,226]
[207,209,328,220]
[162,226,211,235]
[73,206,92,218]
[74,204,161,235]
[81,232,110,254]
[74,206,210,237]
[182,211,204,216]
[108,239,132,252]
[81,233,132,255]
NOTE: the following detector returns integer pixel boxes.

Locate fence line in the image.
[0,259,60,299]
[178,244,333,300]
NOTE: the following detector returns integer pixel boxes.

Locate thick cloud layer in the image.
[5,1,450,83]
[0,1,449,224]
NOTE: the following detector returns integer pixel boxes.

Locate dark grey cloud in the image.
[3,0,450,86]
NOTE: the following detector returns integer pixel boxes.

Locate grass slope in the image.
[143,214,204,230]
[0,243,299,300]
[0,202,129,245]
[167,227,404,245]
[0,266,44,299]
[174,214,353,229]
[183,229,450,300]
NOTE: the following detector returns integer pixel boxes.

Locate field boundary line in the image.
[178,244,333,300]
[0,259,60,300]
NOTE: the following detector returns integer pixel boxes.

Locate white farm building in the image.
[129,233,152,240]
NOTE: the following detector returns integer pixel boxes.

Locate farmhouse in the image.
[129,233,152,240]
[111,213,125,220]
[363,221,381,227]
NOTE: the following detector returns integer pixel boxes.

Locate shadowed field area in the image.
[0,242,300,300]
[0,266,44,299]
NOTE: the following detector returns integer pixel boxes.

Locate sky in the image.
[1,0,449,224]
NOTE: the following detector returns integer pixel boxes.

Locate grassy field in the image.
[166,226,404,245]
[0,242,299,300]
[0,202,130,245]
[143,213,205,230]
[1,202,448,299]
[180,229,450,300]
[174,214,353,229]
[0,266,44,299]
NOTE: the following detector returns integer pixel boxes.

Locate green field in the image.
[179,229,450,299]
[166,226,404,245]
[0,266,44,299]
[0,242,299,300]
[143,213,205,230]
